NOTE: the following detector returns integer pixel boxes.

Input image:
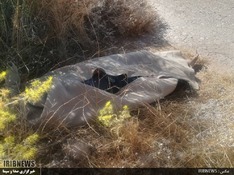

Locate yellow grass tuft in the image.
[0,69,42,163]
[24,76,53,104]
[0,71,7,82]
[98,101,131,127]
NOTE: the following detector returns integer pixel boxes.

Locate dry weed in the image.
[39,55,234,168]
[185,62,234,167]
[3,0,232,168]
[88,0,156,39]
[1,0,157,79]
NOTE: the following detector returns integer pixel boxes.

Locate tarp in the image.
[26,50,199,128]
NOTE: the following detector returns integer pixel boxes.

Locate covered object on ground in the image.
[26,50,199,128]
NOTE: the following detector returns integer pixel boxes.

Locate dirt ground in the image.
[147,0,234,167]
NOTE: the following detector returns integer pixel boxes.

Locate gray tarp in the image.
[26,50,199,128]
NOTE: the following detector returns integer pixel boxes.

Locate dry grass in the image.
[0,0,161,167]
[87,0,156,39]
[185,62,234,167]
[1,0,233,169]
[0,0,157,79]
[36,55,234,168]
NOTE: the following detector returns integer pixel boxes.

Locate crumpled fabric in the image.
[26,50,199,128]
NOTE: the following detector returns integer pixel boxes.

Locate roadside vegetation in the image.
[0,0,156,80]
[0,0,233,168]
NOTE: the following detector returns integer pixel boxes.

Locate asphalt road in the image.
[150,0,234,69]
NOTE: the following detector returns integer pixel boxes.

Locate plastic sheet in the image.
[26,50,199,128]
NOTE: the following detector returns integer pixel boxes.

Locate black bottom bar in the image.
[41,168,233,175]
[1,168,233,175]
